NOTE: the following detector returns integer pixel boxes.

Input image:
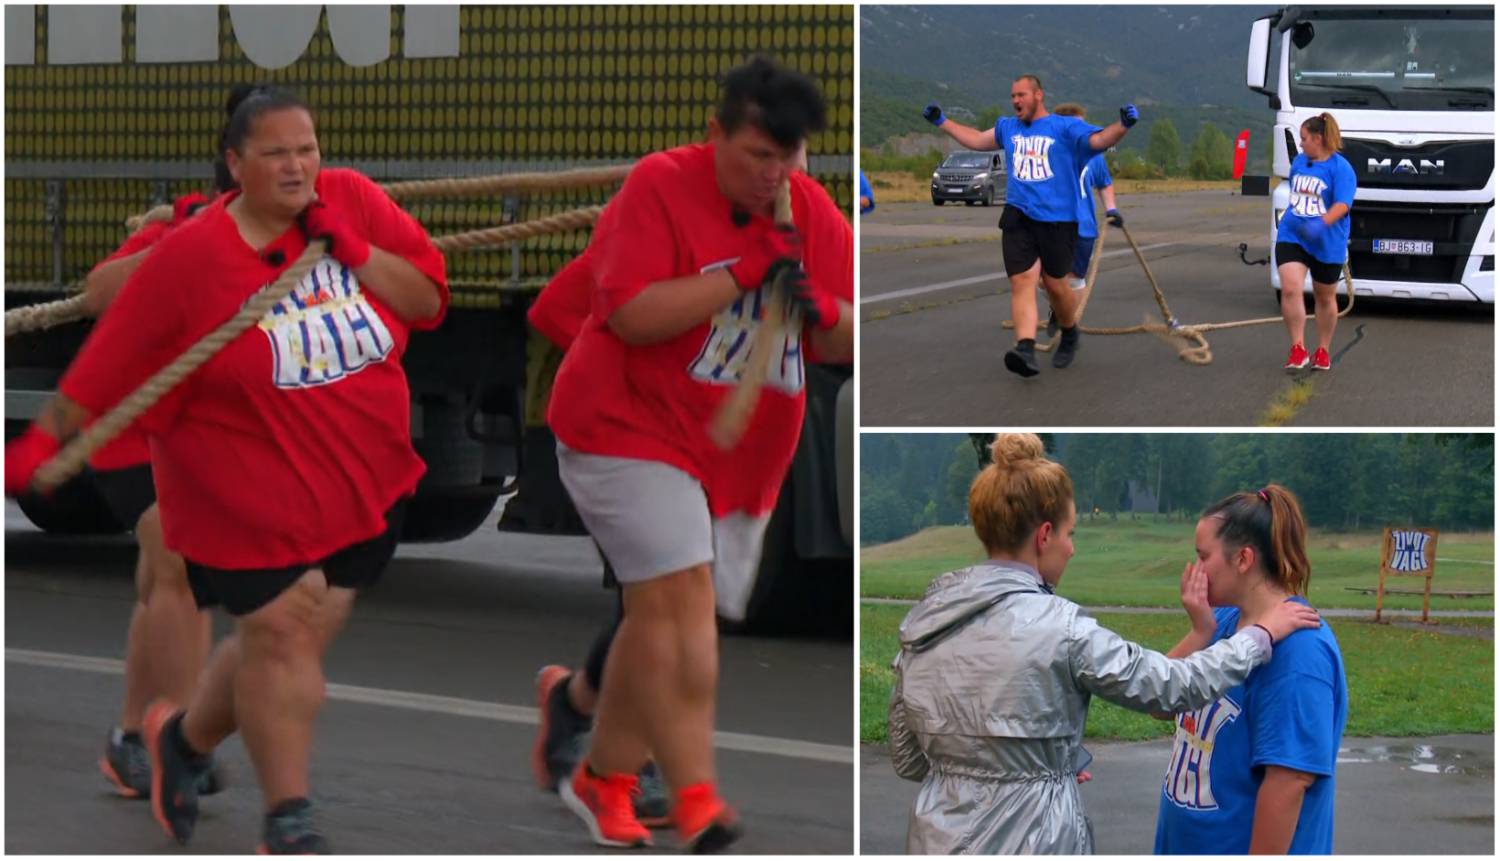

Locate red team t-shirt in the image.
[527,249,593,350]
[547,142,853,518]
[86,219,171,471]
[60,168,448,569]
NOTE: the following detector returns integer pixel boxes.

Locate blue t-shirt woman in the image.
[1275,151,1356,266]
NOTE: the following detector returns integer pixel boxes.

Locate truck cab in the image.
[1247,6,1494,302]
[930,151,1005,206]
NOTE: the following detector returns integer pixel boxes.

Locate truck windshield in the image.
[1288,13,1494,111]
[942,154,991,169]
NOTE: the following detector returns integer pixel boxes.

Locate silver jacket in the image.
[888,562,1269,855]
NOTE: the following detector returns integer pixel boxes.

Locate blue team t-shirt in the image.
[1076,153,1114,239]
[858,170,875,214]
[994,113,1102,223]
[1275,152,1357,265]
[1154,598,1348,855]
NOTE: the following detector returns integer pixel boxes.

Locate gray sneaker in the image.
[635,760,671,827]
[100,726,225,799]
[260,797,330,854]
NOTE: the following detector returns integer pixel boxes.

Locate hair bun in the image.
[989,433,1045,467]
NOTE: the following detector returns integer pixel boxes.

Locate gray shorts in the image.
[557,444,770,621]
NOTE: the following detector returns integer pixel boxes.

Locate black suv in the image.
[931,151,1005,206]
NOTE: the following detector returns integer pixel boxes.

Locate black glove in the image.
[1119,104,1139,128]
[1106,208,1124,228]
[923,102,946,127]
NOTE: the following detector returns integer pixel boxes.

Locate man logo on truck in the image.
[1366,158,1445,176]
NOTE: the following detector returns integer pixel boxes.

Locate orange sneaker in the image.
[673,783,742,853]
[1311,346,1331,371]
[560,764,652,848]
[531,665,584,791]
[1284,343,1309,370]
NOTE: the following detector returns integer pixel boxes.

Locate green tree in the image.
[1145,119,1182,176]
[1188,123,1233,179]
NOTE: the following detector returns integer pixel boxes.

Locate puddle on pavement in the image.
[1337,744,1493,777]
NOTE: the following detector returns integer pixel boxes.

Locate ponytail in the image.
[1302,112,1342,153]
[1202,483,1311,595]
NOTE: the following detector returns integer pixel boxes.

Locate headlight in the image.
[1274,208,1284,225]
[932,171,941,179]
[972,172,989,181]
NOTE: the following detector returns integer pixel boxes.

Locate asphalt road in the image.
[860,193,1494,426]
[4,501,854,854]
[861,734,1494,854]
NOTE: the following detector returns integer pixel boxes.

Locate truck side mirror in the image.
[1247,17,1274,94]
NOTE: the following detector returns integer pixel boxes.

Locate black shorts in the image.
[1275,241,1343,286]
[1000,206,1077,279]
[92,464,156,529]
[186,498,408,617]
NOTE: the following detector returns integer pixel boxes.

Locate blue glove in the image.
[923,102,946,127]
[1105,209,1124,227]
[1119,104,1139,128]
[1294,216,1327,243]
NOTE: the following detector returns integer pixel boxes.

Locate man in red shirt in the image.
[546,56,852,851]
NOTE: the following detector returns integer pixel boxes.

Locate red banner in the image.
[1232,129,1251,179]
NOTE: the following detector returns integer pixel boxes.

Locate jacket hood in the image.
[899,563,1049,653]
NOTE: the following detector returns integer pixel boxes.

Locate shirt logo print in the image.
[687,257,804,395]
[259,257,395,388]
[1011,135,1056,182]
[1289,173,1330,218]
[1162,694,1243,810]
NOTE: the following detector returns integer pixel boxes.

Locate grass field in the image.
[860,602,1494,744]
[865,171,1240,204]
[861,519,1496,612]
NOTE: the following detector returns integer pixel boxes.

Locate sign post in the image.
[1376,527,1439,623]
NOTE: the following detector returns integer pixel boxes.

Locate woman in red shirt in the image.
[6,86,447,853]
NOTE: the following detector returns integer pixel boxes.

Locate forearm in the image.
[1090,122,1129,151]
[1321,202,1350,225]
[608,269,742,345]
[82,252,149,317]
[351,245,443,322]
[938,120,994,152]
[35,393,93,441]
[1249,772,1309,853]
[1101,187,1118,212]
[807,299,853,363]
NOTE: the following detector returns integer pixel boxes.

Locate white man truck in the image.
[1247,6,1494,302]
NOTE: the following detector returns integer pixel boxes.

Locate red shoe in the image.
[673,783,743,853]
[1311,346,1331,371]
[1284,343,1309,370]
[560,764,652,848]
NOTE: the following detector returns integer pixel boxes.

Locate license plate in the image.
[947,187,963,193]
[1373,238,1434,256]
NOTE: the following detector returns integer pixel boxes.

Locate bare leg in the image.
[1312,281,1339,352]
[1041,272,1080,328]
[135,505,210,709]
[1009,262,1043,340]
[1279,261,1310,346]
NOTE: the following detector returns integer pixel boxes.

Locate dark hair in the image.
[1301,112,1343,153]
[213,84,313,191]
[715,55,827,148]
[1014,74,1044,93]
[1202,483,1311,595]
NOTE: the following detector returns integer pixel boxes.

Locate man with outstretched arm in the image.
[923,75,1137,377]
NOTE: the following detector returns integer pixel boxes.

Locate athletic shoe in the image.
[1284,343,1309,370]
[560,764,652,848]
[1003,341,1040,378]
[143,701,210,845]
[1052,327,1081,369]
[100,728,151,798]
[673,783,742,854]
[1045,310,1059,338]
[532,665,592,792]
[635,761,672,828]
[257,797,330,854]
[1311,347,1331,371]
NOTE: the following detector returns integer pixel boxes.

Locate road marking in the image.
[860,241,1182,305]
[6,647,853,765]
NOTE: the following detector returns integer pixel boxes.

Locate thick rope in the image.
[5,292,90,336]
[124,164,632,231]
[430,206,604,252]
[31,242,326,493]
[1006,222,1355,365]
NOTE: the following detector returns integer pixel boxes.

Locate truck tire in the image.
[401,398,501,542]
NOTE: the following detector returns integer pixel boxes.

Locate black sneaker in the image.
[1045,310,1059,338]
[259,797,330,854]
[143,702,210,845]
[1052,327,1081,369]
[1003,340,1041,378]
[533,666,593,792]
[100,728,152,798]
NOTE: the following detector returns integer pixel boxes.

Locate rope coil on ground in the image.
[1006,222,1354,366]
[31,242,326,493]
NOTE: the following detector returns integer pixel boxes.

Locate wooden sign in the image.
[1375,527,1438,623]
